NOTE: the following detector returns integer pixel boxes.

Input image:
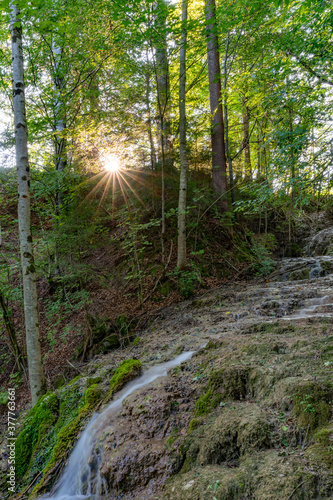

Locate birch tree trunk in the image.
[177,0,188,270]
[205,0,228,209]
[10,1,46,405]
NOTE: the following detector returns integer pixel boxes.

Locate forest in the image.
[1,0,333,499]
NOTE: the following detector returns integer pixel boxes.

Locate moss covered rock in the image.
[292,381,333,431]
[16,380,106,497]
[16,392,59,480]
[307,426,333,471]
[164,450,333,499]
[208,366,251,400]
[109,359,142,396]
[182,405,271,471]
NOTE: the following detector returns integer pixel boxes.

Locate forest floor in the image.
[2,263,333,499]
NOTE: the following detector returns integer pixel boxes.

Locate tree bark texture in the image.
[153,0,174,170]
[223,33,235,206]
[145,72,156,170]
[205,0,228,208]
[10,1,46,405]
[242,105,252,179]
[53,38,66,214]
[177,0,188,270]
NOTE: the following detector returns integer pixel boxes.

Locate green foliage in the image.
[43,288,90,353]
[0,390,8,405]
[251,234,277,276]
[168,263,202,299]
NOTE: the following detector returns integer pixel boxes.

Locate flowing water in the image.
[286,294,333,320]
[39,351,195,500]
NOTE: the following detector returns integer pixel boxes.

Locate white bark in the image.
[10,1,46,405]
[177,0,188,270]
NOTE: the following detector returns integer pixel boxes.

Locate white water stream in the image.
[286,294,333,320]
[39,351,195,500]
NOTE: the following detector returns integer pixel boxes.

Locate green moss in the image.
[166,428,179,449]
[47,416,82,470]
[243,322,295,336]
[194,366,251,417]
[289,268,310,280]
[204,339,224,350]
[308,427,333,470]
[321,261,333,272]
[84,384,104,409]
[52,374,66,389]
[293,382,333,431]
[88,376,103,386]
[195,390,222,416]
[188,417,204,433]
[16,392,59,480]
[109,359,142,396]
[30,381,106,497]
[132,337,141,347]
[68,374,81,386]
[208,366,250,400]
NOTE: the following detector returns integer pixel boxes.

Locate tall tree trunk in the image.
[177,0,188,270]
[153,0,173,170]
[160,115,166,264]
[242,105,251,179]
[256,123,261,179]
[53,38,66,215]
[145,71,156,170]
[223,33,235,206]
[10,1,46,406]
[289,105,295,199]
[205,0,228,210]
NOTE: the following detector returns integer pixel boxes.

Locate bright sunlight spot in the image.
[104,155,121,173]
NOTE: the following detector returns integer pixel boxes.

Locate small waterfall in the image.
[284,295,333,320]
[39,351,195,500]
[309,259,323,279]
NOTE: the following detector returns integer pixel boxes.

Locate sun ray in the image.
[76,170,105,188]
[95,171,112,217]
[117,171,148,209]
[117,174,132,214]
[79,172,109,206]
[120,170,152,190]
[112,172,116,219]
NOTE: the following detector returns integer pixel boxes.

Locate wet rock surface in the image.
[269,256,333,281]
[307,227,333,256]
[99,377,197,497]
